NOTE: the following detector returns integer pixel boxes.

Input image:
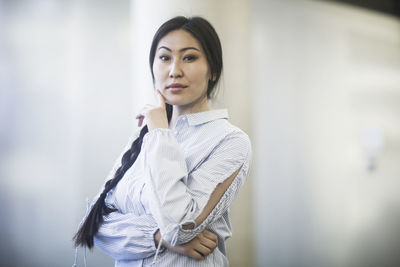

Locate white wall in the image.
[0,1,132,266]
[252,1,400,266]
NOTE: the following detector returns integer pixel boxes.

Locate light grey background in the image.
[0,0,399,266]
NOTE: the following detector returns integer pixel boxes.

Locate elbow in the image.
[156,202,199,245]
[158,195,198,225]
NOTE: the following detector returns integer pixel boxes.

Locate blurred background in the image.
[0,0,399,266]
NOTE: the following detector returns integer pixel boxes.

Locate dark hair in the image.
[73,16,223,248]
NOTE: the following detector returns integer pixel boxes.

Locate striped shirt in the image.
[92,109,252,266]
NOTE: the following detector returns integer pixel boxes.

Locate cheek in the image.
[191,65,210,85]
[152,65,164,85]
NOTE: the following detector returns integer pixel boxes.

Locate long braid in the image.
[73,103,173,248]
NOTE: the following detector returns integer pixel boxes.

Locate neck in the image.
[169,97,211,129]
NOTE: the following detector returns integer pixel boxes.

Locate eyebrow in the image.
[158,46,200,52]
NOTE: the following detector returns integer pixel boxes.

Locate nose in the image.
[169,60,183,78]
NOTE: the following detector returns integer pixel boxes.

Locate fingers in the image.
[201,230,218,243]
[175,243,205,260]
[173,231,218,260]
[156,90,166,109]
[137,115,144,127]
[189,231,218,260]
[189,250,205,260]
[135,91,167,129]
[200,230,218,250]
[199,237,217,251]
[135,104,154,127]
[193,245,211,258]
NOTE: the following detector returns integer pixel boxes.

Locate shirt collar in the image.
[180,109,229,126]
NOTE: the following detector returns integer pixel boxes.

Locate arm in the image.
[152,168,241,258]
[190,167,241,228]
[94,212,159,260]
[95,175,235,262]
[136,91,251,245]
[93,133,249,261]
[96,210,219,261]
[142,129,252,245]
[168,158,249,245]
[91,129,221,260]
[155,229,218,260]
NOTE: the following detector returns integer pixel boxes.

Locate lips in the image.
[166,83,187,93]
[167,83,187,89]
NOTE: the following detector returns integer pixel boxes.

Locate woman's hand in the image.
[154,229,218,260]
[136,90,169,131]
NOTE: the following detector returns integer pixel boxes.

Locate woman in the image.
[73,16,251,266]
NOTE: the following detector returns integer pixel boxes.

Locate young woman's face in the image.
[153,29,211,110]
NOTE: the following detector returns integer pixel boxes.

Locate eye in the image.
[159,55,170,61]
[183,54,198,62]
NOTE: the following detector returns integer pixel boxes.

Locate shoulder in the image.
[211,119,252,160]
[216,118,251,144]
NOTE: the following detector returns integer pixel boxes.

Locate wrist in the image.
[154,229,161,247]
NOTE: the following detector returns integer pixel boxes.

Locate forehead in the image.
[157,29,202,51]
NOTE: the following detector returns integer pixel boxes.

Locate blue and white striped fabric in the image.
[92,109,252,267]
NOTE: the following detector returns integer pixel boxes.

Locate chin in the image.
[164,96,187,106]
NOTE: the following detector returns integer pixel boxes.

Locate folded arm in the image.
[93,128,251,259]
[142,128,252,245]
